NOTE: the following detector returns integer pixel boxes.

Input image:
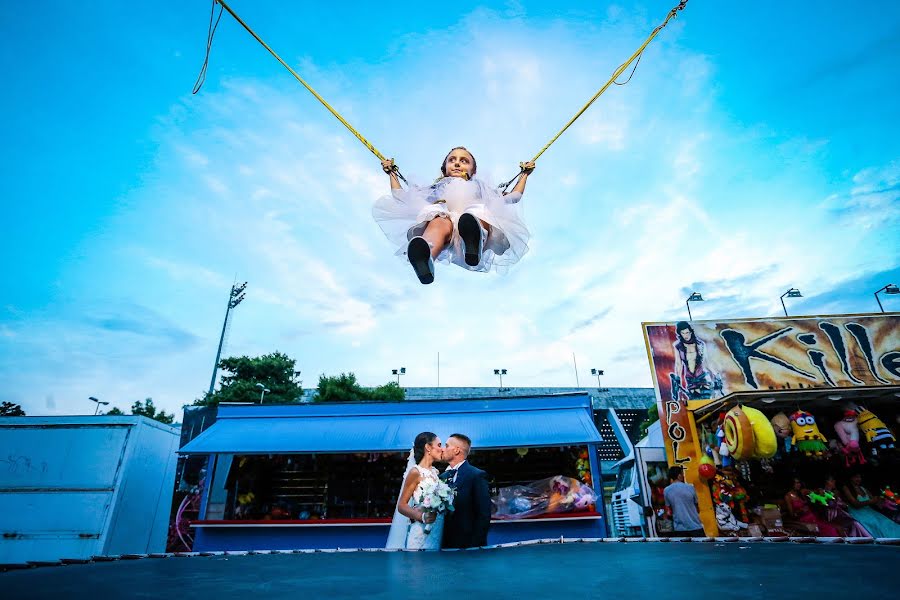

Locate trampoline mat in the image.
[3,543,897,599]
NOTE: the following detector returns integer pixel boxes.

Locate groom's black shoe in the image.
[458,213,483,267]
[407,236,435,285]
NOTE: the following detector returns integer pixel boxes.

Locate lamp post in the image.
[494,368,507,391]
[590,368,604,388]
[685,292,704,321]
[88,396,109,415]
[780,287,802,317]
[392,367,406,386]
[874,283,899,313]
[255,383,270,404]
[208,282,248,396]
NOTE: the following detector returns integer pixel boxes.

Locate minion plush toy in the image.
[854,405,896,456]
[789,410,828,458]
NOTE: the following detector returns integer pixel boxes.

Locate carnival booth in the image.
[179,393,606,550]
[642,313,900,537]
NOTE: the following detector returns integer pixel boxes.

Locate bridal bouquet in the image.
[411,478,455,533]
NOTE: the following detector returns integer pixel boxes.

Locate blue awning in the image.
[180,394,602,454]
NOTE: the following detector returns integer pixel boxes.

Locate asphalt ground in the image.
[3,542,897,599]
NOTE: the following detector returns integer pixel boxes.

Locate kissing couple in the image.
[385,432,491,550]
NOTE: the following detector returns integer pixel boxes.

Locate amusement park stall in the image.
[642,312,900,537]
[179,393,607,550]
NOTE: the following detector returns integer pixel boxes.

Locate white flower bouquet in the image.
[411,478,455,533]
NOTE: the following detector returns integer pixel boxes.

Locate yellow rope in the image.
[529,0,689,164]
[213,0,389,164]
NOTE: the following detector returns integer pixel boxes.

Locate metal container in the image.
[0,416,179,563]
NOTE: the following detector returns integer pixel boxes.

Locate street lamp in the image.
[392,367,406,385]
[874,283,899,313]
[494,368,507,390]
[255,383,270,404]
[780,288,802,317]
[88,396,109,415]
[590,368,604,387]
[685,292,704,321]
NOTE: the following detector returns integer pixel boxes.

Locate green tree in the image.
[105,407,125,416]
[638,404,659,439]
[315,373,405,403]
[196,351,304,406]
[0,401,26,416]
[131,398,175,424]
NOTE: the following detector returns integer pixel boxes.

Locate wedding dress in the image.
[372,176,530,273]
[385,457,444,550]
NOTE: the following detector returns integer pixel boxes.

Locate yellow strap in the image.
[529,0,688,164]
[214,0,388,163]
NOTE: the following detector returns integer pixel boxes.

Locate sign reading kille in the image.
[641,312,900,535]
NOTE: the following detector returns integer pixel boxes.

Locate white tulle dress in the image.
[372,176,530,273]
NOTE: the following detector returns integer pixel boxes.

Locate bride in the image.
[385,432,445,550]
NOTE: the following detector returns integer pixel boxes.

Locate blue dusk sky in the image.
[2,1,898,417]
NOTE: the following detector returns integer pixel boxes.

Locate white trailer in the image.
[0,416,179,563]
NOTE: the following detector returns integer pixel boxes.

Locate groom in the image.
[440,433,491,549]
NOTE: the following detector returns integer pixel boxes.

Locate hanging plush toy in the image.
[723,405,778,460]
[833,409,866,467]
[771,412,793,455]
[698,455,717,480]
[853,405,896,456]
[789,410,828,459]
[716,413,733,467]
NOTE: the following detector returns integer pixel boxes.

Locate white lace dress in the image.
[372,176,530,273]
[405,466,445,550]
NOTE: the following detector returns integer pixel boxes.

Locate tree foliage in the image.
[131,398,175,424]
[105,407,125,416]
[638,403,659,439]
[0,401,26,416]
[315,373,405,403]
[195,351,304,406]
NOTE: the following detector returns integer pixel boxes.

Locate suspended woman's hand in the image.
[519,161,536,175]
[382,158,396,174]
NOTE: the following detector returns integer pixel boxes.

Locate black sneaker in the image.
[458,213,483,267]
[407,236,435,284]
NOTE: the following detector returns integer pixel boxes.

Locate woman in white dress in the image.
[373,147,536,284]
[386,432,445,550]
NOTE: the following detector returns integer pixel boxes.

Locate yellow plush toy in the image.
[789,410,828,458]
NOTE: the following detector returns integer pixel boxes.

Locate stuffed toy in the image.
[771,412,793,455]
[698,455,717,480]
[724,406,777,460]
[715,502,749,534]
[807,490,834,507]
[853,405,896,456]
[716,414,733,467]
[789,410,828,458]
[833,409,866,467]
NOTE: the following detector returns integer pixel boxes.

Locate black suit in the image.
[441,461,491,549]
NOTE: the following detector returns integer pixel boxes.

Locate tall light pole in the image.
[780,287,802,317]
[591,368,604,388]
[392,367,406,386]
[494,368,507,391]
[208,281,247,396]
[255,383,270,404]
[89,396,109,415]
[686,291,704,321]
[874,283,899,313]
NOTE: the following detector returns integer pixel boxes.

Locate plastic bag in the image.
[492,475,598,520]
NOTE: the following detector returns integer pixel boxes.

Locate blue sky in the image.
[2,1,899,416]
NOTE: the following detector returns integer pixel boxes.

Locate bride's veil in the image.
[385,448,416,549]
